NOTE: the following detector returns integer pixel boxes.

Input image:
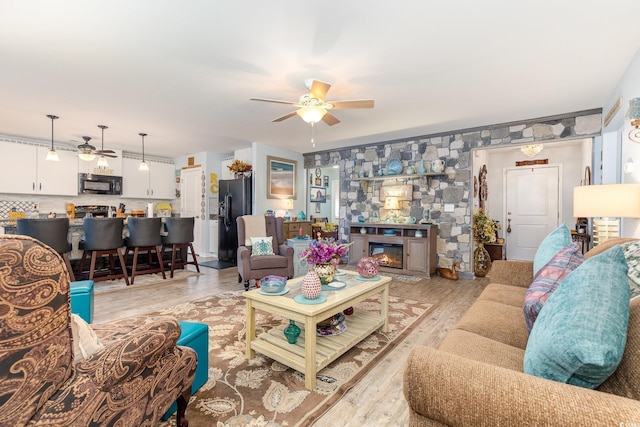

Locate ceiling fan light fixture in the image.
[46,114,60,162]
[520,144,543,157]
[78,152,96,161]
[297,106,326,124]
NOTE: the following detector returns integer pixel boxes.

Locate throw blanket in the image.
[242,215,266,245]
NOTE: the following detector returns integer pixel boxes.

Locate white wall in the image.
[602,46,640,237]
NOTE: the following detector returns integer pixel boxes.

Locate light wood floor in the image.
[94,261,490,426]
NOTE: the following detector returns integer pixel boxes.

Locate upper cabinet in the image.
[0,142,78,195]
[122,157,175,200]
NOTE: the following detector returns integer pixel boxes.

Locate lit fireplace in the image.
[369,242,403,269]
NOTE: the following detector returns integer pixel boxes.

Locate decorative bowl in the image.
[386,158,403,175]
[260,275,287,293]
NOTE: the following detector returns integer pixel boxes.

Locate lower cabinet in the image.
[283,221,312,240]
[348,223,438,277]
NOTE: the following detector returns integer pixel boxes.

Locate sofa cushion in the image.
[533,223,571,276]
[250,236,274,256]
[477,283,526,308]
[453,299,529,349]
[439,329,525,372]
[523,242,584,333]
[621,240,640,299]
[524,246,630,388]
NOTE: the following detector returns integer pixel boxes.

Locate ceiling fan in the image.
[77,135,117,161]
[250,79,374,126]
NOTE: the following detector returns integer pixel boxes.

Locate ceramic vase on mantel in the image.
[473,243,492,277]
[302,270,322,299]
[418,159,427,174]
[313,262,336,285]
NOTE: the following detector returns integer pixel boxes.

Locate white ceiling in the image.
[1,1,639,159]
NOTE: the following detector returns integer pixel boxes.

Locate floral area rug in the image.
[151,287,432,427]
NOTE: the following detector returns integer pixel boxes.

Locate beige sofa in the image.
[403,238,640,426]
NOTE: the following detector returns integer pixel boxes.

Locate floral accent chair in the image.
[0,235,197,426]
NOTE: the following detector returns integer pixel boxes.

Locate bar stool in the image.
[124,217,166,284]
[78,218,129,285]
[17,218,75,282]
[161,217,200,278]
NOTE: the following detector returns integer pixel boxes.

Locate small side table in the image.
[287,238,312,278]
[484,243,505,261]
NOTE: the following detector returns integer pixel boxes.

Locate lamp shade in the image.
[384,196,400,210]
[283,199,294,210]
[573,184,640,218]
[296,106,327,124]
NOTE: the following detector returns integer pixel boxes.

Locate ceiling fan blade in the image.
[250,97,296,105]
[329,99,375,109]
[272,111,298,122]
[322,112,341,126]
[309,80,331,100]
[102,153,118,158]
[96,149,116,154]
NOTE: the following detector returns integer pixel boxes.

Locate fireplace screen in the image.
[369,242,403,269]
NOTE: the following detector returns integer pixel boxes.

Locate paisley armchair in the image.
[0,235,197,426]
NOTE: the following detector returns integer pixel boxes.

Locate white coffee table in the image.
[245,271,390,389]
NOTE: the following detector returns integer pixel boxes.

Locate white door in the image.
[180,167,203,255]
[504,166,560,260]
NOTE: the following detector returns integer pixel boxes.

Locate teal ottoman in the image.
[162,321,209,420]
[70,280,94,323]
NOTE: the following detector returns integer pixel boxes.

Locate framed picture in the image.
[267,156,297,199]
[310,186,326,203]
[323,176,329,187]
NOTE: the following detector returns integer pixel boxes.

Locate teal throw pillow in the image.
[533,223,571,276]
[621,240,640,299]
[524,246,630,389]
[250,236,274,256]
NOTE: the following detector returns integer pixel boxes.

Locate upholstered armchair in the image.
[237,215,294,290]
[0,235,197,426]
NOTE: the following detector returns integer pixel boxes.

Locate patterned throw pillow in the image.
[523,242,584,333]
[250,236,274,256]
[621,240,640,299]
[524,246,630,389]
[533,223,571,276]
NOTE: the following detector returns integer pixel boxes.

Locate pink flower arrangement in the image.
[300,238,352,265]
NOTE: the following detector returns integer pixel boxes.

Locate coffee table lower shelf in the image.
[250,310,384,378]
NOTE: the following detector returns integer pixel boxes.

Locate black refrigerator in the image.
[218,177,252,262]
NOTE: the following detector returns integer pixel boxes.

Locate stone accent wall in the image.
[304,110,601,275]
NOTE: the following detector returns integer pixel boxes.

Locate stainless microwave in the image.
[78,173,123,195]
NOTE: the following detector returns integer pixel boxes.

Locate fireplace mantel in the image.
[348,222,438,277]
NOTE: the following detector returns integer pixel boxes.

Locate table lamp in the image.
[282,199,294,221]
[573,183,640,245]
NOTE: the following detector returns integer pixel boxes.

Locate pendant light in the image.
[45,114,60,161]
[96,125,109,167]
[139,133,149,171]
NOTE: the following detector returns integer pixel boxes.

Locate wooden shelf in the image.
[349,173,444,190]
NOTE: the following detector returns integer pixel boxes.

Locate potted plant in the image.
[228,160,252,178]
[472,208,501,277]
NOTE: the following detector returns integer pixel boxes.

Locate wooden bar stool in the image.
[17,218,75,282]
[78,218,129,285]
[161,217,200,278]
[124,217,166,284]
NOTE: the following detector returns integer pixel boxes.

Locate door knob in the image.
[507,218,512,233]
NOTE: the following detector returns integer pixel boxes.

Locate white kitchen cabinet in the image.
[0,142,78,195]
[122,157,175,199]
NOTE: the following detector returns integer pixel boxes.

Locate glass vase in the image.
[313,262,336,285]
[283,320,301,344]
[473,243,492,277]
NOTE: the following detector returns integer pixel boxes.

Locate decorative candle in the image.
[299,227,303,236]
